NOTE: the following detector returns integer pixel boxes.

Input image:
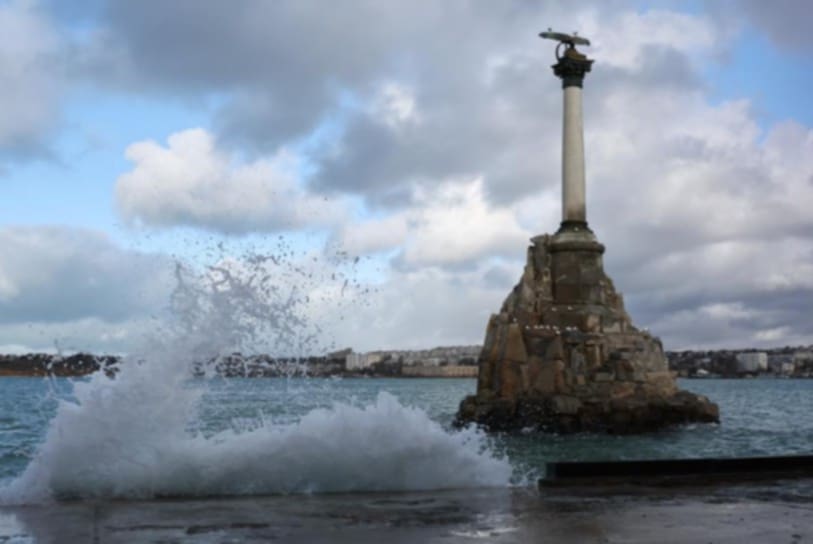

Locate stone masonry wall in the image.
[456,231,719,434]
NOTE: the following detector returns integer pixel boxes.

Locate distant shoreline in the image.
[0,352,479,379]
[1,344,812,379]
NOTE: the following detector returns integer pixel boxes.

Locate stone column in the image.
[552,47,593,230]
[562,85,585,223]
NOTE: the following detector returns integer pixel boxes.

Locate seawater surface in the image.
[0,375,811,503]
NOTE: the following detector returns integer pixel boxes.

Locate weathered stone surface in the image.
[550,395,582,415]
[593,371,614,382]
[455,230,720,434]
[499,360,522,399]
[534,359,558,394]
[504,323,528,363]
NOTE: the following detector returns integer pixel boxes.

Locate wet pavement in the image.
[1,481,811,543]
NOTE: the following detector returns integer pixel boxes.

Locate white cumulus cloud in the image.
[116,128,348,234]
[335,178,529,269]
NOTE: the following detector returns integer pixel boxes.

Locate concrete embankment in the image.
[2,485,811,543]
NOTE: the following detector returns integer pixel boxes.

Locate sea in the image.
[0,375,811,503]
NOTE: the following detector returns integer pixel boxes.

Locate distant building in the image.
[735,352,768,374]
[792,351,813,365]
[344,346,480,370]
[768,353,792,368]
[345,352,384,370]
[780,362,796,375]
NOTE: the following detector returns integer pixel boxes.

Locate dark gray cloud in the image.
[77,0,513,149]
[741,0,813,51]
[60,1,723,215]
[310,57,564,208]
[607,234,813,349]
[71,1,621,203]
[633,287,813,351]
[307,9,718,210]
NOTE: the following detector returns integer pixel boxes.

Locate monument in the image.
[455,31,719,434]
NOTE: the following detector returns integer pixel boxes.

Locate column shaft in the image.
[562,85,586,223]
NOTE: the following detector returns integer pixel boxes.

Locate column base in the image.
[551,221,604,253]
[557,220,591,233]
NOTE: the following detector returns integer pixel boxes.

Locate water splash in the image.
[0,245,512,503]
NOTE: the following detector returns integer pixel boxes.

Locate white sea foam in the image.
[0,247,513,504]
[1,376,511,503]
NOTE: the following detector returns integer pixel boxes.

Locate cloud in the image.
[741,0,813,51]
[334,178,529,269]
[0,0,63,159]
[326,264,510,351]
[67,3,595,193]
[0,226,176,353]
[334,215,409,256]
[306,8,730,211]
[397,179,529,269]
[115,128,347,233]
[74,1,480,149]
[0,226,173,324]
[0,317,158,355]
[579,79,813,349]
[76,3,732,210]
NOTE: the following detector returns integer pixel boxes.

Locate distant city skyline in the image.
[1,1,812,354]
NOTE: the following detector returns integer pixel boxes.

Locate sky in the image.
[1,0,812,355]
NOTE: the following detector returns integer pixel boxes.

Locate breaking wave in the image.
[1,385,511,503]
[0,247,513,504]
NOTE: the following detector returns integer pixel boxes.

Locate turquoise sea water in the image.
[1,376,811,492]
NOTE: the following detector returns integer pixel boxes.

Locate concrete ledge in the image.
[541,455,813,486]
[2,487,812,543]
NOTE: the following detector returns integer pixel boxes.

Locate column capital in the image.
[552,47,593,88]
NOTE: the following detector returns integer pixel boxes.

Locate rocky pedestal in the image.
[455,227,719,434]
